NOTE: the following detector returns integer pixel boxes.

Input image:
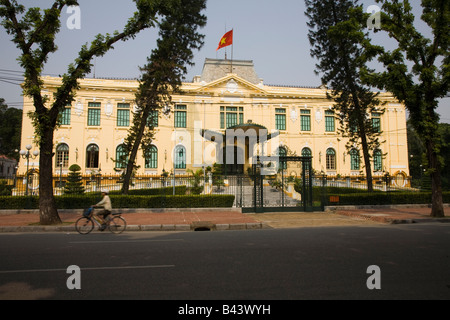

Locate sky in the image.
[0,0,448,122]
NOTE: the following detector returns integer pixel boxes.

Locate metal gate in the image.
[241,156,318,213]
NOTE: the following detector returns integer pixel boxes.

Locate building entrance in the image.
[239,155,316,213]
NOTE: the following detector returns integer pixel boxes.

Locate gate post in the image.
[252,156,264,213]
[320,171,327,211]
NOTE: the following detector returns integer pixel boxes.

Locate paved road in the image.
[0,223,449,301]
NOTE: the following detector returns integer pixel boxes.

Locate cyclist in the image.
[92,189,112,231]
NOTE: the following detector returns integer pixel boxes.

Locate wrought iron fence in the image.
[1,172,416,210]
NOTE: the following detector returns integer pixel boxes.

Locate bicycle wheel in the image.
[75,217,95,235]
[108,216,126,234]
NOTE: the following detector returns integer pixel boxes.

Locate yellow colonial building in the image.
[18,58,410,187]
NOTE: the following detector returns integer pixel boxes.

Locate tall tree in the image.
[121,0,206,194]
[305,0,384,192]
[362,0,449,217]
[0,0,176,224]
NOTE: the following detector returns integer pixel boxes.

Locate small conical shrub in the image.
[64,164,85,194]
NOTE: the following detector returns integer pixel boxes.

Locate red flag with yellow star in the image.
[216,30,233,51]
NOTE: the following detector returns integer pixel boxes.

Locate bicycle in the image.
[75,208,127,235]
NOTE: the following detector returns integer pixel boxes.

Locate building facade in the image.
[18,58,410,186]
[0,155,17,178]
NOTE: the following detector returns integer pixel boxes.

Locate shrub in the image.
[0,180,13,196]
[0,196,39,209]
[64,164,85,194]
[329,191,450,206]
[0,193,235,209]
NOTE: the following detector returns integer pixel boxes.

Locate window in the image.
[175,105,187,128]
[301,109,311,131]
[117,103,130,127]
[87,102,101,126]
[350,149,360,171]
[115,144,128,169]
[372,112,381,133]
[373,149,382,172]
[59,106,71,125]
[275,108,286,131]
[302,148,312,157]
[86,144,99,169]
[174,145,186,169]
[147,110,159,128]
[277,147,287,170]
[227,108,238,128]
[350,121,359,134]
[220,106,244,129]
[56,143,69,168]
[326,148,336,171]
[325,110,335,132]
[145,146,158,169]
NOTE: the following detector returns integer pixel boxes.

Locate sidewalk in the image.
[0,205,448,233]
[330,204,450,224]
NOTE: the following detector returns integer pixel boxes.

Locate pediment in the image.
[189,74,268,96]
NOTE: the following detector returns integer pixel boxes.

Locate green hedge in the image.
[0,194,235,210]
[110,194,235,209]
[329,191,450,206]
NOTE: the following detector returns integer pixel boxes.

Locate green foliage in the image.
[438,124,450,190]
[120,0,206,193]
[0,0,199,222]
[0,180,13,196]
[0,99,22,160]
[111,195,235,209]
[304,0,384,191]
[212,163,225,189]
[362,0,449,215]
[0,195,39,209]
[0,194,234,209]
[187,169,205,195]
[63,164,85,194]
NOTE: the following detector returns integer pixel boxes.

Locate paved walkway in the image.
[0,205,448,233]
[332,205,450,224]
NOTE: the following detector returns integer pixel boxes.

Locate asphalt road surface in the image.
[0,223,449,302]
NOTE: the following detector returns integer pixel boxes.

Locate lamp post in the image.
[19,144,39,196]
[59,162,63,193]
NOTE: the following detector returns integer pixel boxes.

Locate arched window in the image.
[145,146,158,169]
[115,144,128,169]
[174,145,186,169]
[302,148,312,157]
[56,143,69,168]
[86,144,99,169]
[350,149,360,171]
[373,149,382,172]
[326,148,336,171]
[277,147,287,170]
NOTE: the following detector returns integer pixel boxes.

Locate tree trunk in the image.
[426,138,444,218]
[358,121,374,193]
[352,92,374,193]
[38,124,62,225]
[122,107,151,194]
[361,139,374,193]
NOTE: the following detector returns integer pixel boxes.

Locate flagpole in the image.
[230,29,234,73]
